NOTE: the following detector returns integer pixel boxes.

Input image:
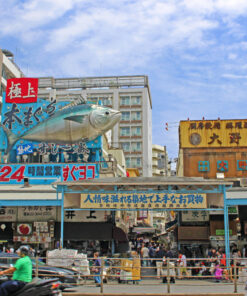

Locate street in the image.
[67,279,246,295]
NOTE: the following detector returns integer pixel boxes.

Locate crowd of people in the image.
[129,238,245,282]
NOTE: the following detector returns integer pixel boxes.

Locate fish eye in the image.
[105,111,110,115]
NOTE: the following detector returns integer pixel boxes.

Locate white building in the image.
[37,75,152,176]
[0,49,24,102]
[152,144,170,176]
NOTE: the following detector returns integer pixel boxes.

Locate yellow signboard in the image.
[180,119,247,148]
[80,193,207,209]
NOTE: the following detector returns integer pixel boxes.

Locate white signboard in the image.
[182,210,209,222]
[0,207,17,221]
[18,206,57,222]
[63,210,109,222]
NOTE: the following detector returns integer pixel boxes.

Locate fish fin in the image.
[0,124,19,154]
[60,97,86,111]
[64,115,86,124]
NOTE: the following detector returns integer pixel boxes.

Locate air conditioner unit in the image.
[240,178,247,187]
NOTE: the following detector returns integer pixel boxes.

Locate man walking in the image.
[93,252,101,287]
[156,246,165,279]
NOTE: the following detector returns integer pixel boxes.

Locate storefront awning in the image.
[113,227,128,242]
[132,227,155,234]
[55,222,113,241]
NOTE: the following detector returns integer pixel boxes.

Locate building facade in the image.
[37,76,152,176]
[177,119,247,254]
[0,49,23,102]
[152,144,170,176]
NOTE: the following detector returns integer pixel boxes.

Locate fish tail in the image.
[0,124,19,154]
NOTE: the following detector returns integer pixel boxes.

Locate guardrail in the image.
[0,256,246,294]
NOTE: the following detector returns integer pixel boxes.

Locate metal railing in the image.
[0,256,246,294]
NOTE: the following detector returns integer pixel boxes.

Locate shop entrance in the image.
[55,177,233,260]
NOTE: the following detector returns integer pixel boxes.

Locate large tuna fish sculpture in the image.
[1,100,121,154]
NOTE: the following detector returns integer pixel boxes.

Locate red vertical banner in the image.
[6,78,38,103]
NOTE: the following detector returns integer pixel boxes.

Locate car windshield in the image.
[0,254,18,265]
[31,259,46,266]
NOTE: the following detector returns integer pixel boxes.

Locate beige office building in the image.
[38,75,152,176]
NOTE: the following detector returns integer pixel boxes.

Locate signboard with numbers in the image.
[80,193,207,209]
[18,206,57,222]
[0,163,97,184]
[180,119,247,148]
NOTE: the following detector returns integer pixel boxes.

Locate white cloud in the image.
[0,0,83,35]
[222,73,247,79]
[2,0,247,156]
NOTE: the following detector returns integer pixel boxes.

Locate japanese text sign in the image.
[0,163,97,184]
[182,210,209,222]
[180,120,247,148]
[18,206,56,222]
[6,78,38,103]
[80,193,207,209]
[17,143,33,155]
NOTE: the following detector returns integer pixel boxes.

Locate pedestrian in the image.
[162,256,176,283]
[141,243,150,267]
[214,261,223,282]
[93,252,101,287]
[156,246,165,279]
[178,251,189,279]
[232,249,241,279]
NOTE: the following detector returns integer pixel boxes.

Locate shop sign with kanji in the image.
[181,210,209,222]
[0,78,103,165]
[180,119,247,148]
[0,163,97,184]
[80,193,207,209]
[6,78,38,104]
[18,206,56,222]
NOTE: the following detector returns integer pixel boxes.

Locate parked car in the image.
[0,253,79,289]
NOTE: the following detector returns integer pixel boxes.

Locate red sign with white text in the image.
[6,78,38,103]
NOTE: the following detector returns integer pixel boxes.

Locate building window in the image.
[131,111,141,121]
[126,157,131,167]
[131,96,141,105]
[131,157,142,167]
[101,97,112,105]
[120,96,130,106]
[121,111,130,121]
[120,127,130,136]
[131,127,142,136]
[1,65,8,80]
[122,142,130,151]
[132,142,142,151]
[87,96,98,104]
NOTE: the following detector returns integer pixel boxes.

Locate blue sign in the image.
[17,143,33,155]
[217,160,228,172]
[237,160,247,171]
[198,161,210,172]
[0,93,102,162]
[0,163,98,185]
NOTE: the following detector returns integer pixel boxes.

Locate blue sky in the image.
[1,0,247,159]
